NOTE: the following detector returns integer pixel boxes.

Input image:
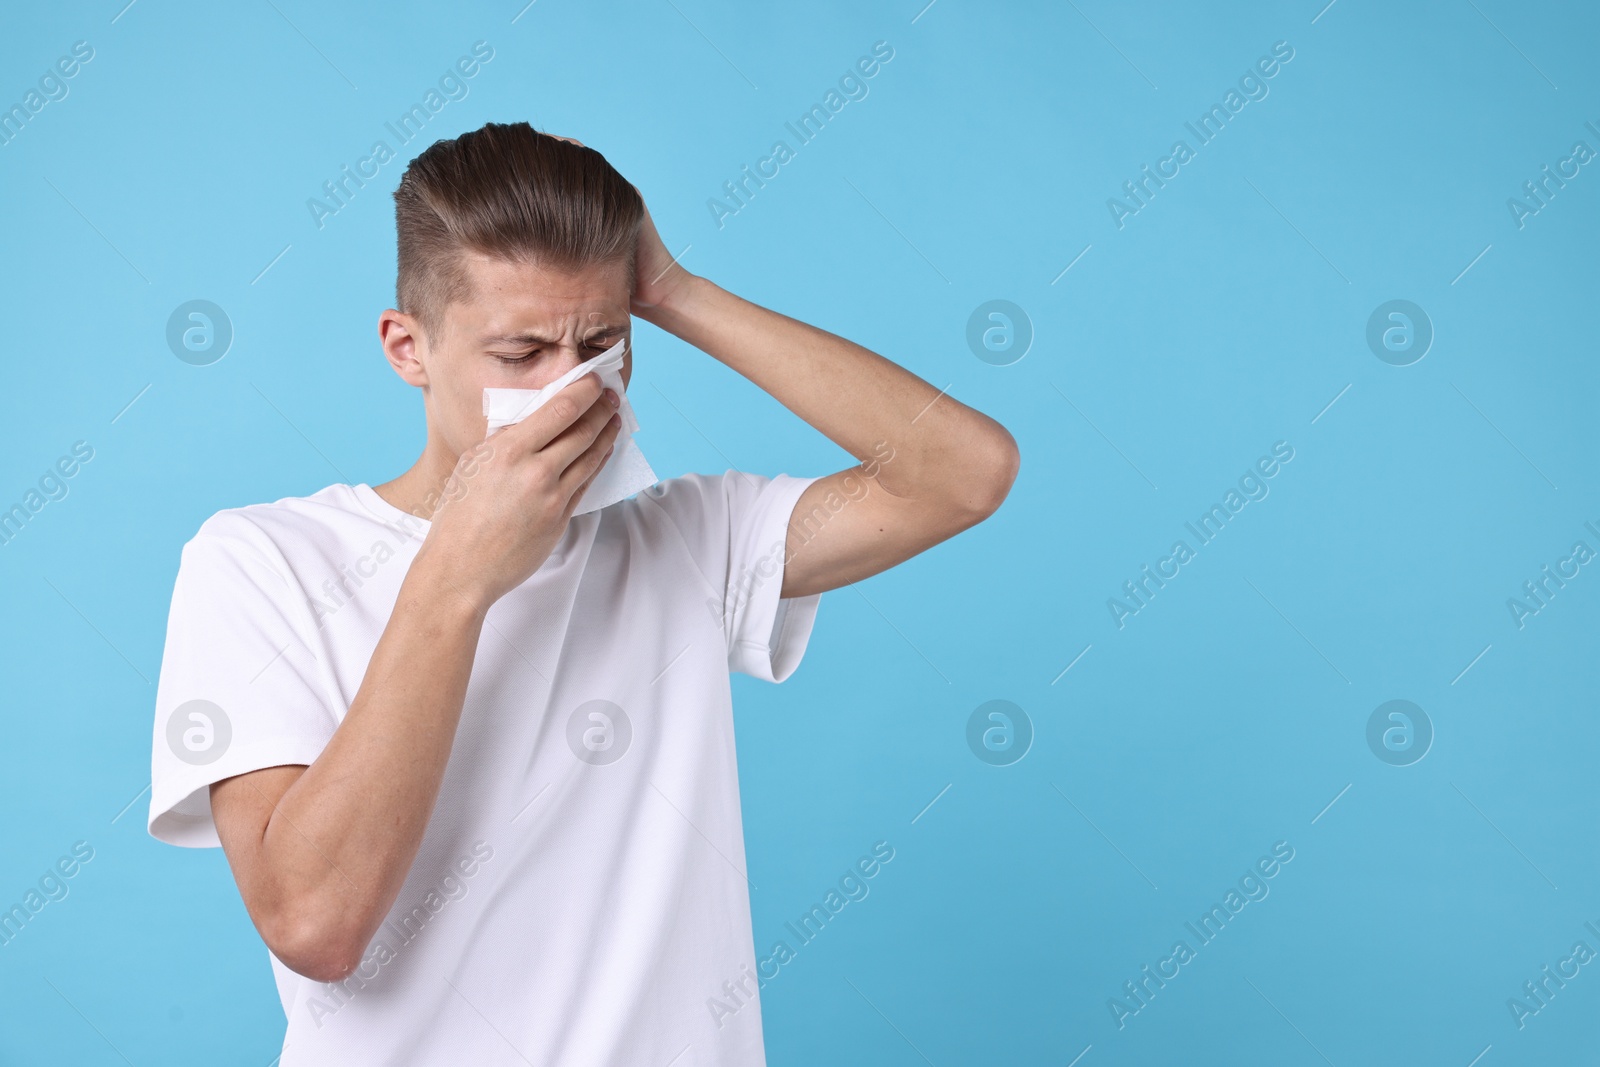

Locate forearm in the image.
[638,274,1014,503]
[259,550,484,960]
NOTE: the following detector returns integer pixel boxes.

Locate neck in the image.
[371,430,461,522]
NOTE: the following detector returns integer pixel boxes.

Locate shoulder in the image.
[634,470,736,507]
[617,470,824,590]
[179,483,367,575]
[632,469,812,518]
[627,469,811,542]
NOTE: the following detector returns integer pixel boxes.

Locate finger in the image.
[561,453,608,520]
[557,433,618,521]
[555,411,622,509]
[542,384,622,472]
[494,371,608,461]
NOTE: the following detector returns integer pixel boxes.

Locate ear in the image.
[379,309,429,388]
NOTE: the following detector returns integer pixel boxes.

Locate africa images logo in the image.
[165,699,232,766]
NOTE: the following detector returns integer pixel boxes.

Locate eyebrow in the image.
[479,324,628,347]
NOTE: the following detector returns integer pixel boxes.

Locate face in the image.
[381,250,633,462]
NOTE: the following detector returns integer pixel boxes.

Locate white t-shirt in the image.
[148,471,824,1067]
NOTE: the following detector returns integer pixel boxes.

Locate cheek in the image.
[433,371,490,443]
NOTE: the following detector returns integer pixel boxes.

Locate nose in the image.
[533,345,589,391]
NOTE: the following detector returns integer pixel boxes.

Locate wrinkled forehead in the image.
[450,250,632,341]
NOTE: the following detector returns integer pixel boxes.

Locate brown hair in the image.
[392,121,644,340]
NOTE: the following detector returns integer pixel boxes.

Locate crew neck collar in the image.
[349,482,594,564]
[352,482,431,531]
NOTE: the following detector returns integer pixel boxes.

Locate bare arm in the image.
[632,209,1020,600]
[210,560,484,983]
[210,373,623,983]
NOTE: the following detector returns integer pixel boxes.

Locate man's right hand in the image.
[418,371,623,614]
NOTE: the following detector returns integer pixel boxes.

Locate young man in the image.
[149,121,1017,1066]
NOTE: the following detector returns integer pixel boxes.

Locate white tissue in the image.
[482,337,658,515]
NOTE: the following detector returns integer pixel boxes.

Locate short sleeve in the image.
[641,470,825,682]
[148,512,341,848]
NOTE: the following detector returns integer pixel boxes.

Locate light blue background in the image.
[2,1,1597,1064]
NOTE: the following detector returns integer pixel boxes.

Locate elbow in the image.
[275,928,367,985]
[261,905,371,985]
[964,425,1021,521]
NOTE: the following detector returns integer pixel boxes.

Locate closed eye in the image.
[489,337,619,365]
[490,351,537,365]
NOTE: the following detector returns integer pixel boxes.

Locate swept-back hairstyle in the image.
[393,121,644,340]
